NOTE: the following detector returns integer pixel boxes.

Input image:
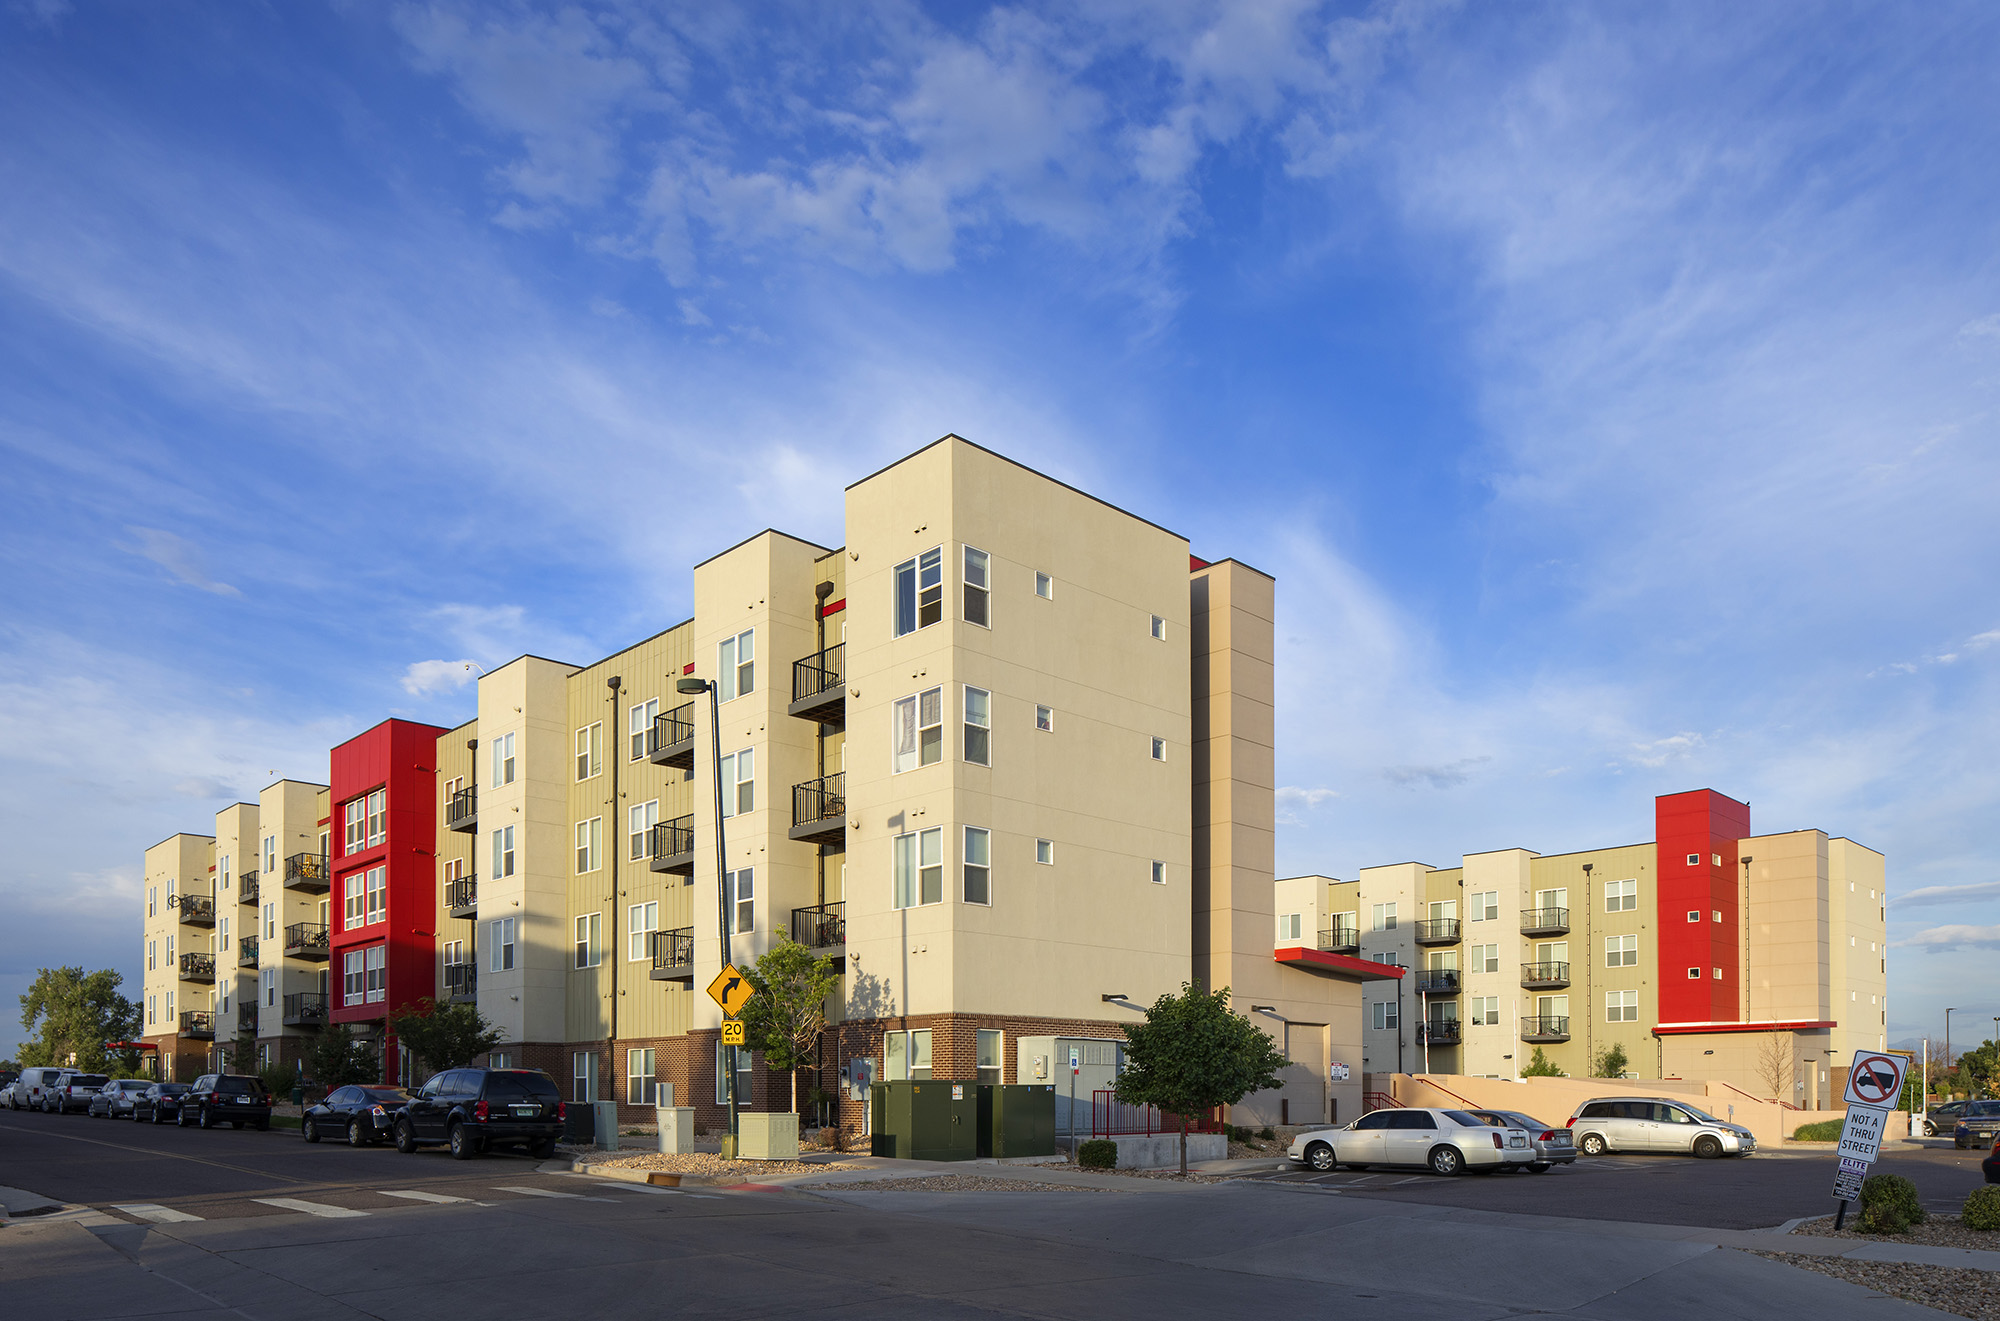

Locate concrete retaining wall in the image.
[1104,1133,1227,1169]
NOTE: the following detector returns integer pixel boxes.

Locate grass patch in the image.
[268,1114,301,1130]
[1792,1119,1842,1142]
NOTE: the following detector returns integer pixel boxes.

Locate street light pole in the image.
[678,675,736,1158]
[1946,1008,1958,1097]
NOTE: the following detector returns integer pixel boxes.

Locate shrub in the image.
[1964,1185,2000,1232]
[1077,1139,1118,1170]
[1257,1126,1276,1141]
[1859,1172,1926,1227]
[1858,1201,1909,1236]
[1228,1124,1255,1144]
[1792,1120,1843,1142]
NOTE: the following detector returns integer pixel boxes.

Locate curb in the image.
[571,1159,728,1188]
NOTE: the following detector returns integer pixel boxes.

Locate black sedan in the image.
[304,1085,414,1146]
[1954,1100,2000,1150]
[88,1079,154,1118]
[1984,1133,1999,1183]
[134,1082,192,1124]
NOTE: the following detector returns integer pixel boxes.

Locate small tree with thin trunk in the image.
[389,998,503,1084]
[1113,983,1288,1175]
[303,1022,380,1093]
[1592,1042,1630,1079]
[1522,1047,1565,1077]
[1755,1033,1794,1103]
[739,938,841,1118]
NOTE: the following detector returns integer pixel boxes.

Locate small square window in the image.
[1036,839,1054,865]
[1150,860,1166,885]
[1712,853,1722,866]
[1712,910,1722,922]
[1035,705,1053,732]
[1713,967,1724,980]
[1687,910,1701,922]
[1687,967,1701,979]
[1034,572,1053,599]
[1150,737,1166,761]
[1150,614,1166,640]
[1686,853,1700,865]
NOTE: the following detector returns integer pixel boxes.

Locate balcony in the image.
[1522,960,1571,990]
[445,785,478,834]
[647,702,696,770]
[179,1010,215,1040]
[648,816,695,877]
[284,852,330,894]
[1415,969,1460,995]
[176,893,215,927]
[178,952,215,984]
[1522,1015,1571,1043]
[444,963,476,1003]
[1520,907,1571,937]
[791,902,845,953]
[649,927,695,981]
[283,992,328,1028]
[237,1007,258,1035]
[239,871,259,906]
[1418,1019,1461,1046]
[788,643,845,730]
[237,937,259,968]
[284,921,330,962]
[1317,924,1360,955]
[1413,918,1461,946]
[789,773,846,848]
[445,877,477,919]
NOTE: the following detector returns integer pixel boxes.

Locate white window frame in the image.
[719,749,754,817]
[715,1040,753,1105]
[575,913,602,969]
[343,950,365,1006]
[147,939,157,971]
[628,799,659,861]
[1372,902,1397,931]
[1371,1001,1399,1031]
[627,901,658,962]
[366,865,386,924]
[1470,995,1499,1026]
[963,546,990,627]
[343,871,366,931]
[489,917,516,972]
[576,817,602,874]
[262,967,276,1008]
[492,825,515,879]
[262,901,275,940]
[1150,859,1166,885]
[883,1028,933,1081]
[892,829,942,909]
[262,836,276,874]
[367,789,385,845]
[1469,943,1498,973]
[493,731,516,787]
[1150,736,1166,761]
[344,796,367,857]
[1150,614,1166,640]
[148,886,157,918]
[962,686,991,765]
[627,1047,656,1105]
[576,722,602,781]
[718,630,755,703]
[963,826,990,905]
[1686,967,1702,979]
[218,854,230,893]
[1035,704,1053,732]
[725,868,755,935]
[1470,890,1498,921]
[1036,839,1054,865]
[893,546,944,637]
[365,945,386,1003]
[628,698,658,761]
[1606,989,1638,1022]
[1034,571,1053,599]
[1605,878,1637,912]
[1605,934,1637,968]
[976,1028,1003,1085]
[892,687,944,773]
[218,915,230,952]
[573,1050,599,1103]
[1278,913,1301,941]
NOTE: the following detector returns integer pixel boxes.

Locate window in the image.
[718,630,754,702]
[1150,736,1166,761]
[165,990,173,1020]
[963,686,991,765]
[1606,990,1638,1022]
[365,946,386,1003]
[1035,704,1053,732]
[893,829,942,908]
[343,950,365,1006]
[1150,614,1166,640]
[344,872,365,930]
[1469,996,1499,1026]
[442,939,463,969]
[726,867,754,934]
[1468,943,1498,973]
[344,796,367,856]
[719,749,754,816]
[366,866,386,924]
[628,698,658,761]
[490,1053,511,1070]
[1712,853,1722,866]
[1686,853,1700,865]
[488,917,515,972]
[444,856,465,886]
[892,688,944,772]
[628,800,658,861]
[147,940,157,971]
[1036,839,1054,865]
[147,886,156,917]
[573,1051,599,1103]
[218,915,230,952]
[261,967,275,1008]
[167,877,176,902]
[575,817,602,874]
[1605,878,1637,911]
[894,547,944,636]
[963,827,990,905]
[1713,966,1724,980]
[492,732,516,787]
[218,855,230,893]
[963,547,990,626]
[1371,1001,1399,1031]
[1034,571,1053,599]
[1151,860,1166,885]
[714,1041,753,1105]
[1469,890,1498,921]
[146,994,156,1026]
[977,1029,1003,1085]
[1278,913,1301,941]
[1605,934,1637,968]
[1686,967,1702,979]
[575,723,602,780]
[262,902,275,940]
[492,825,515,878]
[167,934,175,964]
[627,1048,656,1105]
[627,902,657,961]
[367,790,385,845]
[575,913,602,968]
[1372,902,1398,931]
[262,836,276,874]
[883,1029,934,1081]
[1687,909,1701,922]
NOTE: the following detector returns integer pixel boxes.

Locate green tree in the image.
[389,998,503,1084]
[1960,1039,2000,1098]
[1113,982,1287,1175]
[17,967,141,1073]
[1592,1042,1631,1079]
[739,937,842,1116]
[1522,1047,1566,1077]
[302,1022,380,1092]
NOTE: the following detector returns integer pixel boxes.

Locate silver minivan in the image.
[1568,1097,1756,1158]
[5,1067,69,1110]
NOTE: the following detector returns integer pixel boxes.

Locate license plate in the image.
[1510,1136,1526,1146]
[511,1105,539,1118]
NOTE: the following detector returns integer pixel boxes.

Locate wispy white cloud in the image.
[1890,880,2000,909]
[1892,924,2000,952]
[400,659,480,697]
[126,527,240,597]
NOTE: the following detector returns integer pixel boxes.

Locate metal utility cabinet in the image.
[977,1084,1057,1158]
[870,1081,977,1161]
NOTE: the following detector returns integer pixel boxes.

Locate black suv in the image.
[178,1073,274,1130]
[394,1068,564,1160]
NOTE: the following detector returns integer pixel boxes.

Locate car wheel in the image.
[1527,1162,1551,1173]
[303,1116,320,1143]
[1579,1133,1607,1156]
[1693,1135,1723,1159]
[1428,1145,1464,1177]
[448,1122,477,1160]
[394,1120,419,1154]
[1304,1142,1335,1172]
[199,1107,215,1130]
[348,1118,368,1148]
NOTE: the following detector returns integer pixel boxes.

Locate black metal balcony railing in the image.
[445,785,478,834]
[1318,924,1360,954]
[1413,918,1461,945]
[1521,960,1571,989]
[789,773,846,847]
[445,877,477,917]
[1520,907,1571,936]
[237,936,259,967]
[1416,969,1460,995]
[1419,1018,1462,1045]
[1522,1015,1571,1042]
[284,921,330,960]
[647,703,696,769]
[791,902,846,950]
[649,927,695,980]
[237,1008,258,1034]
[648,816,695,877]
[444,963,476,1001]
[238,871,259,906]
[176,893,216,926]
[788,643,846,728]
[284,852,330,894]
[178,952,215,983]
[179,1010,215,1039]
[283,992,328,1027]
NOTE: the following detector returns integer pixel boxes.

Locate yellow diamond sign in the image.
[707,964,753,1018]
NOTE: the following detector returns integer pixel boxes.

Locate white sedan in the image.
[1289,1107,1537,1176]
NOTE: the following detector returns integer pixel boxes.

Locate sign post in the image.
[1831,1051,1908,1229]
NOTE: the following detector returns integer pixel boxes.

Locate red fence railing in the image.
[1089,1090,1227,1138]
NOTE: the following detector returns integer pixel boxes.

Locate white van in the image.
[5,1067,68,1110]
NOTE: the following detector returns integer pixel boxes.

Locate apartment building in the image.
[139,437,1394,1130]
[1274,789,1888,1106]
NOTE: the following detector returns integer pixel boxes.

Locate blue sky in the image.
[3,1,1998,1059]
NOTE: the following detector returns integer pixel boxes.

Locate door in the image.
[411,1073,451,1139]
[1384,1109,1440,1165]
[1655,1103,1701,1152]
[1337,1110,1392,1164]
[1610,1100,1661,1150]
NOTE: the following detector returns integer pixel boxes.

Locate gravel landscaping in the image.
[1790,1213,2000,1254]
[821,1175,1108,1193]
[594,1152,867,1177]
[1750,1253,2000,1320]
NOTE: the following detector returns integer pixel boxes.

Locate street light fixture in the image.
[1946,1008,1960,1092]
[677,674,738,1158]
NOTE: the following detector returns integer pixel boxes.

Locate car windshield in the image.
[1679,1106,1720,1124]
[117,1081,151,1092]
[1444,1110,1488,1127]
[1967,1101,2000,1117]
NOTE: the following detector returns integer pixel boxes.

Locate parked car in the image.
[393,1068,565,1160]
[134,1083,192,1124]
[304,1085,413,1146]
[46,1072,110,1114]
[1921,1101,1969,1138]
[1468,1108,1576,1173]
[0,1069,17,1091]
[177,1073,274,1130]
[88,1079,155,1119]
[1952,1100,2000,1150]
[1288,1106,1536,1177]
[1567,1097,1756,1158]
[5,1066,68,1110]
[1984,1132,1999,1184]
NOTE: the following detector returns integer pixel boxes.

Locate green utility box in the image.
[977,1084,1057,1158]
[870,1080,978,1161]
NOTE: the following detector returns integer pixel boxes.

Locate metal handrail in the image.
[1318,924,1360,951]
[791,643,845,703]
[283,992,328,1024]
[792,773,845,828]
[445,877,477,911]
[238,937,259,966]
[285,852,330,887]
[444,963,476,998]
[651,927,694,973]
[648,703,695,756]
[176,894,215,923]
[1522,1015,1571,1039]
[648,817,694,861]
[239,871,259,905]
[284,921,328,953]
[179,1010,214,1036]
[1521,960,1571,985]
[1520,907,1570,933]
[1416,970,1460,994]
[1413,918,1461,943]
[178,952,215,980]
[1419,1019,1461,1044]
[791,902,845,949]
[445,786,477,828]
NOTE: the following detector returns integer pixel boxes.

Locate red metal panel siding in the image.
[1654,790,1750,1024]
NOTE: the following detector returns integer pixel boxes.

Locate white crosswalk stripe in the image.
[379,1190,473,1204]
[253,1197,369,1218]
[492,1185,616,1202]
[113,1203,204,1223]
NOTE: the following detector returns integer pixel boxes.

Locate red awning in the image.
[1651,1020,1837,1036]
[1274,946,1407,981]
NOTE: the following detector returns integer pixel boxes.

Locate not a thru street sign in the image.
[1837,1104,1888,1164]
